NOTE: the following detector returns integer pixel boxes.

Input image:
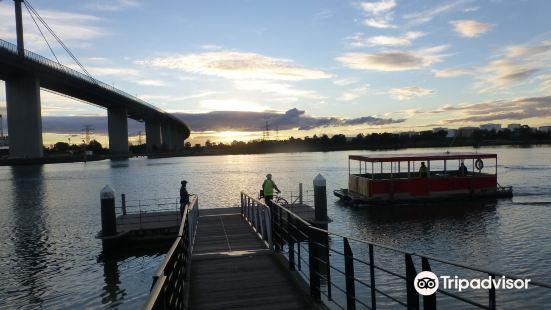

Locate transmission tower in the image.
[82,125,94,144]
[0,114,4,139]
[136,131,143,145]
[263,120,270,141]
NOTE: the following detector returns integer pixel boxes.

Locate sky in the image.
[0,0,550,146]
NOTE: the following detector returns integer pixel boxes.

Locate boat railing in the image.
[240,191,551,310]
[354,170,495,180]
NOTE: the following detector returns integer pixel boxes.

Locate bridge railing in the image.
[0,38,173,117]
[240,191,551,310]
[144,195,199,310]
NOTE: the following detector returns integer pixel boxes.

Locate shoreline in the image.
[1,140,550,166]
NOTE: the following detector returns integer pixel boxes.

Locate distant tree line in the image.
[42,126,551,157]
[188,126,551,155]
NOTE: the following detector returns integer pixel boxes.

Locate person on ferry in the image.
[418,162,428,178]
[458,162,468,176]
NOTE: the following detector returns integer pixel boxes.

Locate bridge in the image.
[0,0,190,158]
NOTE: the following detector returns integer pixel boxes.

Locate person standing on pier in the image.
[262,174,281,205]
[180,180,189,216]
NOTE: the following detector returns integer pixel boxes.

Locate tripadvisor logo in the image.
[415,271,439,295]
[414,271,531,296]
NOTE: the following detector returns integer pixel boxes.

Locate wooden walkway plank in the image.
[189,207,313,309]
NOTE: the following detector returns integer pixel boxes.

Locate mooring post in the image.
[299,182,303,205]
[313,174,330,295]
[101,185,117,236]
[121,194,126,215]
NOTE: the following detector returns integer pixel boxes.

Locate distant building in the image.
[457,127,478,138]
[433,127,457,138]
[399,131,418,137]
[446,129,457,138]
[538,126,551,133]
[480,123,501,131]
[507,124,521,131]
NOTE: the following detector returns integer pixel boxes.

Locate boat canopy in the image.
[349,152,497,163]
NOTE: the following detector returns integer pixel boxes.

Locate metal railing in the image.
[144,195,199,309]
[240,191,551,310]
[0,38,184,125]
[114,194,192,230]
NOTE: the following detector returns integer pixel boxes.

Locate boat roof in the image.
[349,152,497,162]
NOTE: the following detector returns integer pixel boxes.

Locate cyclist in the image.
[262,174,281,205]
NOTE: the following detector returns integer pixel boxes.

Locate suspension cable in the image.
[22,1,60,63]
[23,0,93,78]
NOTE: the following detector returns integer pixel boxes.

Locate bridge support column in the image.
[161,123,172,151]
[5,75,43,158]
[145,120,161,152]
[107,107,129,155]
[171,129,184,151]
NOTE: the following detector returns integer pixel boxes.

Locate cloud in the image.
[475,59,537,92]
[359,0,397,29]
[474,40,551,92]
[233,80,323,99]
[439,96,551,123]
[346,32,425,48]
[200,44,222,51]
[333,78,359,86]
[403,0,474,25]
[339,85,370,101]
[85,0,140,11]
[0,3,107,51]
[538,76,551,95]
[336,45,447,72]
[432,68,473,77]
[389,87,435,100]
[504,41,551,58]
[198,99,270,112]
[450,20,494,38]
[136,51,332,81]
[135,79,167,86]
[175,108,404,132]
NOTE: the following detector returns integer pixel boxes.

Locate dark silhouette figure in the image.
[180,180,189,216]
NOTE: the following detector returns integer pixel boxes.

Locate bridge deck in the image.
[189,208,312,309]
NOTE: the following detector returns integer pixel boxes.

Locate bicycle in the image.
[258,190,289,205]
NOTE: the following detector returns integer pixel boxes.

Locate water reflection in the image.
[101,259,125,306]
[9,166,49,306]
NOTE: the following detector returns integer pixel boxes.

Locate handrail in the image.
[240,191,551,309]
[145,195,199,310]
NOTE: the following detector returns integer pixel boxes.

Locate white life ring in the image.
[475,159,484,170]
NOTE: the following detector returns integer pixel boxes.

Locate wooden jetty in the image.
[189,208,313,309]
[107,178,551,309]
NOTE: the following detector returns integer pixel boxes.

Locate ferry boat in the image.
[334,152,513,204]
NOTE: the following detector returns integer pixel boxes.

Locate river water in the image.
[0,146,550,309]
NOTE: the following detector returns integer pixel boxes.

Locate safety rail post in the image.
[421,257,436,310]
[369,244,376,309]
[121,194,126,215]
[287,211,295,271]
[308,226,321,302]
[299,183,303,205]
[344,237,356,310]
[489,273,496,310]
[405,253,419,310]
